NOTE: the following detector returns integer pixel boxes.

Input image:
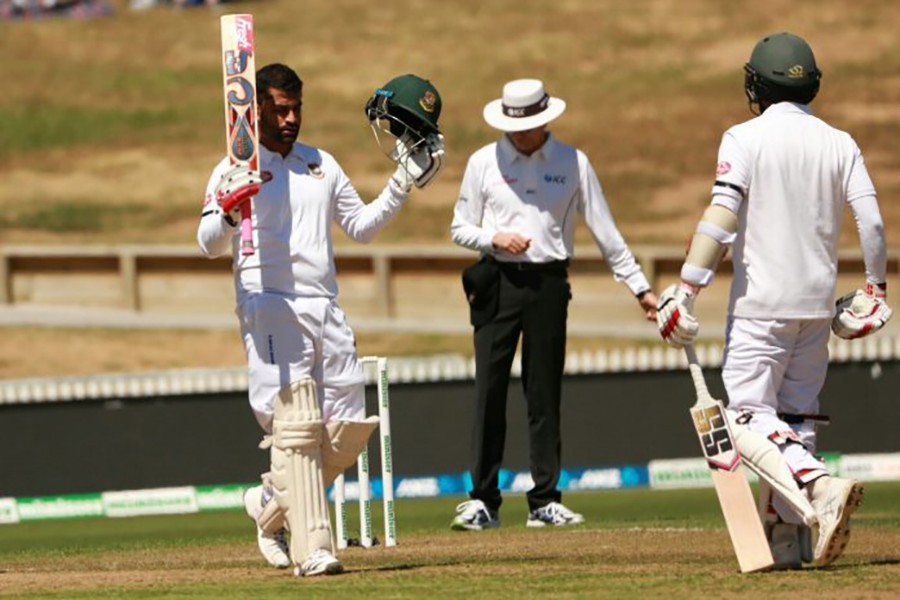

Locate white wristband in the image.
[681,263,715,287]
[697,221,736,245]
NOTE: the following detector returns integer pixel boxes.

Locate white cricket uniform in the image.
[708,102,886,486]
[198,142,409,432]
[450,134,650,295]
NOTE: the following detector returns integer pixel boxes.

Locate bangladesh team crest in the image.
[419,90,437,113]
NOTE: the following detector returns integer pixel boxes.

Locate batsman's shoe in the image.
[295,549,343,577]
[809,476,864,567]
[243,485,291,569]
[526,502,585,528]
[450,499,500,531]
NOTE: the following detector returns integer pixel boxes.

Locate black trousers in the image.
[469,261,570,512]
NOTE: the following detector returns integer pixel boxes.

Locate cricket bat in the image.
[220,14,259,256]
[684,345,774,573]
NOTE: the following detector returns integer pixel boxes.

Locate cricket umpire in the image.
[449,79,658,530]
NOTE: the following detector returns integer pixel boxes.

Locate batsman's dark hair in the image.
[256,63,303,103]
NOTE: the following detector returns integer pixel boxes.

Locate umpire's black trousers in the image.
[470,259,570,513]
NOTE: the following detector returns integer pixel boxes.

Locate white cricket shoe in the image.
[242,485,291,569]
[526,501,584,527]
[295,548,344,577]
[450,499,500,531]
[809,476,864,567]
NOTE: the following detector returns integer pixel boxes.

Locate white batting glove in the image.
[390,133,445,192]
[215,163,271,221]
[831,282,892,339]
[657,283,700,348]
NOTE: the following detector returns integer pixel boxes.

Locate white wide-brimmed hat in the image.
[483,79,567,132]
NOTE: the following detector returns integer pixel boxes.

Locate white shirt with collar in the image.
[198,142,409,300]
[710,102,884,319]
[450,133,650,295]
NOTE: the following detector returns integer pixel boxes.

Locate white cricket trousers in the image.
[238,292,366,433]
[722,317,830,487]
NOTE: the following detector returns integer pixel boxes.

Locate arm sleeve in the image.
[197,159,235,258]
[450,155,496,253]
[333,164,410,244]
[577,152,650,294]
[849,194,887,284]
[845,144,885,283]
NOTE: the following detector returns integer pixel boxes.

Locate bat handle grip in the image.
[239,202,254,256]
[684,345,711,397]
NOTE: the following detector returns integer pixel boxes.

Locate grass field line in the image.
[1,486,898,597]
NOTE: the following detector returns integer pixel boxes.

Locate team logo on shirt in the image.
[419,91,437,113]
[544,174,566,184]
[308,163,325,179]
[716,161,731,175]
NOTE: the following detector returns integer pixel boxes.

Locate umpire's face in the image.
[508,125,548,156]
[259,87,302,152]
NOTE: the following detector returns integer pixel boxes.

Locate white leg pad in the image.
[728,412,818,527]
[321,416,380,486]
[270,378,334,564]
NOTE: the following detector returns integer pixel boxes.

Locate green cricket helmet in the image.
[365,74,442,145]
[744,32,822,113]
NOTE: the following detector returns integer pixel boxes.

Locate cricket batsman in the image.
[657,33,892,568]
[197,65,444,576]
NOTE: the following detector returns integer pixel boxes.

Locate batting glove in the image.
[831,282,892,339]
[390,133,445,192]
[215,164,272,220]
[657,282,700,348]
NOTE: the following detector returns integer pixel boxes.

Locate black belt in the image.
[492,258,569,273]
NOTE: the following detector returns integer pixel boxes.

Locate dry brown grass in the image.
[2,0,899,247]
[0,327,659,379]
[2,1,899,378]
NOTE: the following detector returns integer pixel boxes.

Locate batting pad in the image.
[271,378,334,563]
[321,417,380,486]
[728,413,817,527]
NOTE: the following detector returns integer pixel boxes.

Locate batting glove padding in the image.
[215,164,271,218]
[657,283,699,348]
[391,133,445,192]
[831,285,892,340]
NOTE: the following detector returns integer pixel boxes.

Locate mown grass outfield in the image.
[2,484,899,598]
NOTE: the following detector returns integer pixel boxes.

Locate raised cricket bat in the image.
[220,14,259,256]
[684,345,774,573]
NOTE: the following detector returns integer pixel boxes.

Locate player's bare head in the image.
[256,63,303,104]
[744,33,821,114]
[256,64,303,152]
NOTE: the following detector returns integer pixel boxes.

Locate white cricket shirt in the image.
[198,142,409,300]
[711,102,883,319]
[450,134,650,295]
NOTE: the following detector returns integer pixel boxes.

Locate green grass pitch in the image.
[1,483,899,598]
